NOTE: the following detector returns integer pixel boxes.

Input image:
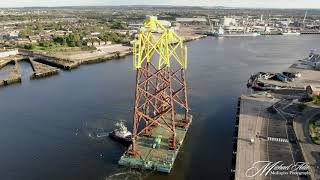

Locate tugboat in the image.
[109,121,132,146]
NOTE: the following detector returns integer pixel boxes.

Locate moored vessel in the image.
[224,32,260,37]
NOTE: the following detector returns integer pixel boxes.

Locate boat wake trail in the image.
[105,171,149,180]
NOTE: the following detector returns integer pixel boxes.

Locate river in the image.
[0,35,319,180]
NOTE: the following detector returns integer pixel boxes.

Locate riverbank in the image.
[2,34,320,180]
[30,30,206,68]
[0,34,206,88]
[234,59,320,179]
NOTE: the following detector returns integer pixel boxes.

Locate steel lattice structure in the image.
[128,16,191,156]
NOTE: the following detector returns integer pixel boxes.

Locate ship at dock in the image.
[213,26,224,37]
[282,28,301,35]
[214,26,260,37]
[209,27,259,37]
[223,32,260,37]
[282,31,301,35]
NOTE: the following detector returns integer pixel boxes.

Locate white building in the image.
[158,20,171,27]
[247,26,269,32]
[222,17,237,27]
[175,17,207,24]
[224,26,245,33]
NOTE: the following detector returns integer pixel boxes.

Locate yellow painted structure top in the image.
[133,16,188,69]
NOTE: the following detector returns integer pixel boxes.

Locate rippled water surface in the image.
[1,35,320,180]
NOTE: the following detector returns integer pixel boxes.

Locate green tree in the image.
[53,36,67,46]
[99,32,111,44]
[88,38,96,46]
[24,44,36,49]
[66,33,81,47]
[19,27,33,38]
[39,40,53,48]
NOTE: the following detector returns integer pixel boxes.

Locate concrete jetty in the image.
[32,54,79,70]
[234,95,307,180]
[0,56,59,87]
[19,49,79,70]
[19,47,132,70]
[300,31,320,35]
[26,58,59,79]
[252,64,320,92]
[78,50,132,65]
[0,59,21,87]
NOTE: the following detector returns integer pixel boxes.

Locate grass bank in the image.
[308,117,320,145]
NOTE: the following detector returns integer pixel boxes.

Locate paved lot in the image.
[235,95,301,180]
[259,65,320,89]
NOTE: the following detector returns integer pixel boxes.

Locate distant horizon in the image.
[0,5,319,10]
[0,0,320,9]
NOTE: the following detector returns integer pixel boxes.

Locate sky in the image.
[0,0,319,9]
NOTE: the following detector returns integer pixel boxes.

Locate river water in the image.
[0,35,319,180]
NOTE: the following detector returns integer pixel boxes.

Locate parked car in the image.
[276,73,288,82]
[281,72,295,81]
[283,71,301,79]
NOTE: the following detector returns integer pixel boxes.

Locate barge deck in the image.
[118,113,192,173]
